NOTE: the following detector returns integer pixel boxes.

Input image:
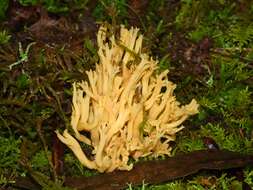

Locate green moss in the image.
[0,30,11,44]
[201,123,253,154]
[16,73,31,89]
[31,150,51,172]
[125,173,247,190]
[92,0,127,21]
[226,23,253,50]
[176,136,205,153]
[244,168,253,188]
[19,0,69,13]
[0,0,8,20]
[0,136,21,169]
[64,153,98,176]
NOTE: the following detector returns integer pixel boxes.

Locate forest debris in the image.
[52,132,64,177]
[12,150,253,190]
[64,150,253,190]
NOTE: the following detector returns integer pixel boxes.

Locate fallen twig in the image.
[13,150,253,190]
[64,150,253,190]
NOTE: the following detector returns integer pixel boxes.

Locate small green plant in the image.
[0,174,15,188]
[18,0,38,6]
[199,97,218,111]
[0,136,21,169]
[188,24,212,42]
[217,86,252,112]
[9,42,36,70]
[84,38,97,56]
[31,150,51,171]
[218,59,252,86]
[43,0,68,13]
[226,24,253,50]
[19,0,69,13]
[92,0,127,21]
[201,123,253,154]
[126,181,147,190]
[64,153,98,176]
[177,137,204,153]
[187,174,241,190]
[0,0,8,20]
[158,54,171,72]
[0,30,11,44]
[125,173,245,190]
[152,181,185,190]
[175,0,207,29]
[244,168,253,188]
[16,73,31,89]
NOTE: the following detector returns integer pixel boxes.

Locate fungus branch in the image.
[56,25,199,172]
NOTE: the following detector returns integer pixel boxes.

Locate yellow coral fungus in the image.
[56,25,199,172]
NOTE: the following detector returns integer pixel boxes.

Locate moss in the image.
[0,136,21,169]
[201,123,253,154]
[31,150,51,175]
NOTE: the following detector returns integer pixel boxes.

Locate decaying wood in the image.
[65,150,253,190]
[13,150,253,190]
[13,176,40,190]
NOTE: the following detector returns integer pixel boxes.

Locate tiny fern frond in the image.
[227,24,253,49]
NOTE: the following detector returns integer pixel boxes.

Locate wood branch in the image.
[65,150,253,190]
[13,150,253,190]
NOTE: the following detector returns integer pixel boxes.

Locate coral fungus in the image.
[56,25,199,172]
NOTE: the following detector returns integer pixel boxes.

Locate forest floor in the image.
[0,0,253,189]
